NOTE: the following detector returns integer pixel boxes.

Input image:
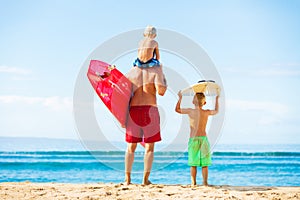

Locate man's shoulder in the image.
[129,66,162,73]
[146,66,162,73]
[127,67,141,76]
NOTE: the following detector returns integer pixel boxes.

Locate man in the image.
[124,26,167,185]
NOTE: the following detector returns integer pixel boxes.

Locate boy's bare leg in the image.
[202,166,208,186]
[143,143,154,185]
[125,143,137,185]
[190,166,197,186]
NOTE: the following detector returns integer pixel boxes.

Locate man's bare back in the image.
[126,66,166,106]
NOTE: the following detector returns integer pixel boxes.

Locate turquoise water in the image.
[0,138,299,186]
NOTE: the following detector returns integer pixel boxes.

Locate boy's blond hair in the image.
[144,25,157,37]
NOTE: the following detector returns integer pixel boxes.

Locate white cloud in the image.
[258,116,281,125]
[257,69,300,76]
[272,62,300,67]
[227,99,289,115]
[0,66,31,75]
[226,99,289,126]
[222,65,300,77]
[0,95,72,111]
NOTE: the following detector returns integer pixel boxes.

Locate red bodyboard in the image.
[87,60,132,127]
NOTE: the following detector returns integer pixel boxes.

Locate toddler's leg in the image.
[190,166,197,186]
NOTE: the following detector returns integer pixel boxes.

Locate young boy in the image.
[175,91,219,186]
[133,25,161,68]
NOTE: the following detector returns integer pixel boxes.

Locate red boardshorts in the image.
[126,106,161,143]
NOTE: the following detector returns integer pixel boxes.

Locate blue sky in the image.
[1,0,300,145]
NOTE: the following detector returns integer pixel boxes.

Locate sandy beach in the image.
[0,182,299,200]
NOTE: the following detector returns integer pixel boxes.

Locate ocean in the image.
[0,137,299,186]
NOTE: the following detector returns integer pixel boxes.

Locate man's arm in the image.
[157,85,167,96]
[154,67,167,96]
[156,75,167,96]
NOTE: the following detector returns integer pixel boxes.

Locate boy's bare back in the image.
[187,108,217,137]
[175,93,219,137]
[137,38,159,63]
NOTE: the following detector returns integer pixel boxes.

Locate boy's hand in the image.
[216,87,221,96]
[177,91,182,98]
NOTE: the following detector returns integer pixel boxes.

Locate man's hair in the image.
[195,92,206,106]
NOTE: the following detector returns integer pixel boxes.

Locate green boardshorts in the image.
[188,136,212,167]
